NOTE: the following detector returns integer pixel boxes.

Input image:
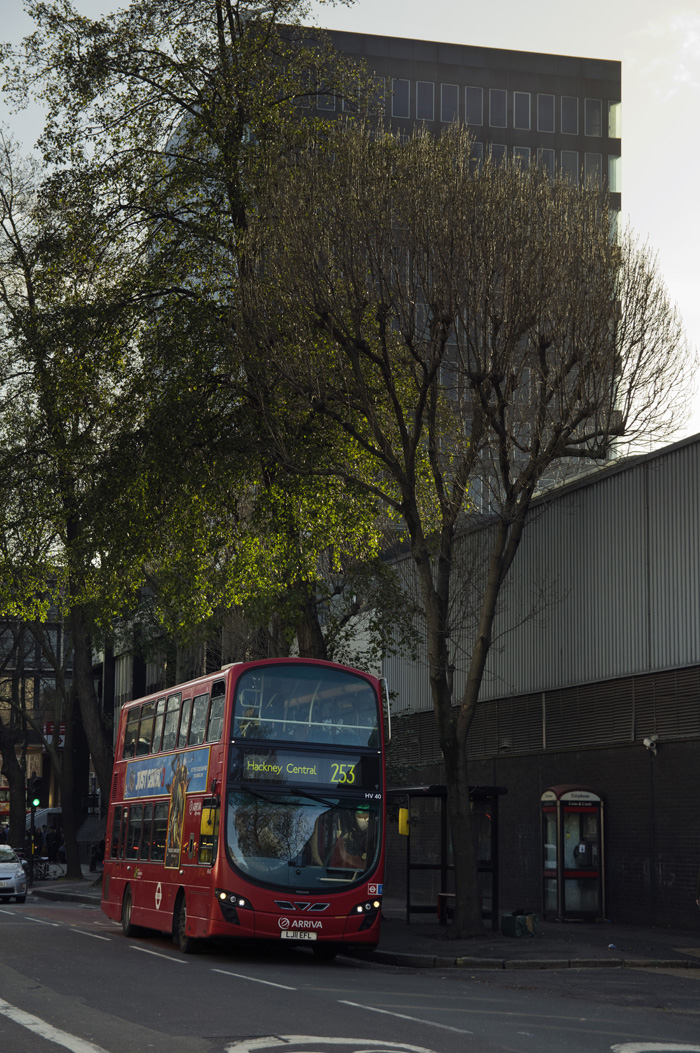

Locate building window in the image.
[489,88,507,128]
[316,91,335,112]
[537,148,555,179]
[371,76,386,115]
[513,91,531,130]
[469,140,484,172]
[537,94,555,133]
[489,143,507,164]
[441,83,459,122]
[513,145,530,166]
[392,79,410,119]
[608,154,621,193]
[561,96,578,135]
[608,101,621,138]
[297,79,311,108]
[466,85,483,126]
[416,81,434,121]
[584,98,602,136]
[584,152,602,186]
[341,74,361,113]
[561,150,579,184]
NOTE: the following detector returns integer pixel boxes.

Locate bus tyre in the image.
[174,894,198,954]
[122,887,141,938]
[313,942,339,962]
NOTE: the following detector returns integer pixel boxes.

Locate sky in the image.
[2,0,699,437]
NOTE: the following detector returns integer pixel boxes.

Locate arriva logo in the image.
[291,919,322,930]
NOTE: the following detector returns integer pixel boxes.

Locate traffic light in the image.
[27,775,43,809]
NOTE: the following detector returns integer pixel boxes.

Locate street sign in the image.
[44,722,66,749]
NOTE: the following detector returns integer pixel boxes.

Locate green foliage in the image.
[1,1,419,680]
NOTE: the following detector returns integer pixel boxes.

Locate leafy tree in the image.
[0,131,146,804]
[238,122,693,935]
[6,0,398,670]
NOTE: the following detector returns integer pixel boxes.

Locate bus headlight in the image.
[215,888,253,924]
[349,898,381,931]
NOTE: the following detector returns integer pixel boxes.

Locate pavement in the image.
[28,871,700,971]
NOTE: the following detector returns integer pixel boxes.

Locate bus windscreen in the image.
[232,664,379,747]
[226,790,380,889]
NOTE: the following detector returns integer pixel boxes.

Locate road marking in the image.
[130,946,186,963]
[611,1045,700,1052]
[339,1000,474,1035]
[212,968,296,990]
[72,928,112,942]
[0,909,15,915]
[0,996,110,1053]
[225,1038,438,1053]
[26,916,61,927]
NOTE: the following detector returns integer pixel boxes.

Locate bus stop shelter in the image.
[388,784,507,932]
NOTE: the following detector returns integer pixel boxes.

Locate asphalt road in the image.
[1,898,700,1053]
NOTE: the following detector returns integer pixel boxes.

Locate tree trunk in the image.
[0,729,28,848]
[409,521,485,937]
[441,732,486,936]
[59,691,83,879]
[70,606,114,803]
[294,582,328,660]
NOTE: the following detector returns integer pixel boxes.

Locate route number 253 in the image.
[331,763,356,784]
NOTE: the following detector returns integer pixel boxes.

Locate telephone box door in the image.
[541,786,605,921]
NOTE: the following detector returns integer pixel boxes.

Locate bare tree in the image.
[239,122,693,935]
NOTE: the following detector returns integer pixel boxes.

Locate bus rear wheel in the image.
[174,894,198,954]
[122,887,141,938]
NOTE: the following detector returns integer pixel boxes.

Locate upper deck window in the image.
[161,693,181,752]
[232,664,379,747]
[123,707,140,758]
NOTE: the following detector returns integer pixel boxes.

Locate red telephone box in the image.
[541,785,605,921]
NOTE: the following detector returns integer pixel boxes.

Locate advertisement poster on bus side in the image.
[124,748,211,869]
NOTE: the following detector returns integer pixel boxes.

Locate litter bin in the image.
[501,910,537,937]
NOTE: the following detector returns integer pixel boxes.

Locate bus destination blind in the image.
[233,749,380,791]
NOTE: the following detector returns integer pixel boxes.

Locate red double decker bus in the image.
[101,658,389,959]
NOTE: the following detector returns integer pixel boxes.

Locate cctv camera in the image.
[643,735,658,752]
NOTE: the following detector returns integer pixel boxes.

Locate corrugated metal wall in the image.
[384,435,700,713]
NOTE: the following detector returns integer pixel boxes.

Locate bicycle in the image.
[31,857,50,881]
[30,858,65,880]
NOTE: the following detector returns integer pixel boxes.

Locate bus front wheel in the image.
[122,887,141,938]
[174,893,198,954]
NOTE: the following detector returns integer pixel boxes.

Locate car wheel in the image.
[16,895,26,904]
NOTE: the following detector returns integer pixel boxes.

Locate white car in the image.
[0,845,27,903]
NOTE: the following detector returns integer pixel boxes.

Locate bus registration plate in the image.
[280,930,317,941]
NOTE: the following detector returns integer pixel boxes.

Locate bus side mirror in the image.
[398,808,409,836]
[199,796,220,866]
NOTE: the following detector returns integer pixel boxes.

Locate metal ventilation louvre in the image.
[463,665,700,760]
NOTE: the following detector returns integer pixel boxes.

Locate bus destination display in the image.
[232,748,381,792]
